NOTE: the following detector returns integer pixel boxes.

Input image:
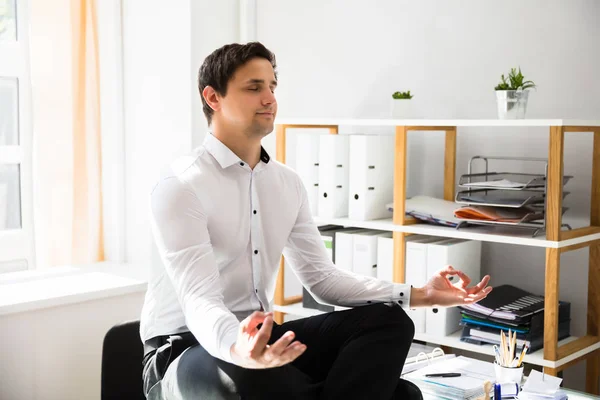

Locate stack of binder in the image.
[303,226,390,312]
[459,285,571,352]
[295,133,394,220]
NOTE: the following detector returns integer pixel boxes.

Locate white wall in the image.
[0,291,145,400]
[255,0,600,391]
[122,0,195,268]
[190,0,240,148]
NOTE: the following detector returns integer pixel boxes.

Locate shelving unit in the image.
[273,119,600,394]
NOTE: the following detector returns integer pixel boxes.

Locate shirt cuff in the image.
[218,327,239,364]
[391,283,412,309]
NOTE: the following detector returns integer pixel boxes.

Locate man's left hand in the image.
[411,265,492,307]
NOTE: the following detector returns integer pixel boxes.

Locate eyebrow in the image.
[245,79,278,87]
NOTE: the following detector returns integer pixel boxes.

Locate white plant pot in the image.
[0,183,7,230]
[390,99,413,119]
[495,90,530,119]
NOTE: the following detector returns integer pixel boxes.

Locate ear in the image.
[202,86,221,112]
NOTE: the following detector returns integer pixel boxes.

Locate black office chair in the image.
[101,320,239,400]
[101,320,145,400]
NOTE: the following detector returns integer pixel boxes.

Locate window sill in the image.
[0,261,147,316]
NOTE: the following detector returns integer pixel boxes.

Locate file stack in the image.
[376,233,482,335]
[316,134,394,220]
[295,133,321,215]
[458,285,571,353]
[303,226,391,311]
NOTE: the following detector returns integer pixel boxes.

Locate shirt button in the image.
[399,300,403,305]
[254,250,259,254]
[400,292,404,297]
[253,210,257,215]
[239,162,245,166]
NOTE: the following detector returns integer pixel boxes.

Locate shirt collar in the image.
[203,133,271,169]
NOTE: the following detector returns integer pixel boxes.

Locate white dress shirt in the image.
[140,133,411,364]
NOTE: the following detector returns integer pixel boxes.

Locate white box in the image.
[318,135,349,218]
[353,231,392,277]
[334,229,379,273]
[376,236,394,282]
[348,134,395,221]
[425,239,482,337]
[295,133,321,216]
[405,236,453,334]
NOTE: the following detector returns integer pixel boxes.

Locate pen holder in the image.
[494,362,524,385]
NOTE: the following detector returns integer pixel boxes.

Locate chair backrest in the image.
[101,320,145,400]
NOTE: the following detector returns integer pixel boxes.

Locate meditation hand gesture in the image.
[230,311,307,369]
[418,266,492,307]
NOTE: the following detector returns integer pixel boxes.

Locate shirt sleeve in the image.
[149,176,239,364]
[282,178,412,309]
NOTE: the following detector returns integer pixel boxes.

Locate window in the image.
[0,0,35,273]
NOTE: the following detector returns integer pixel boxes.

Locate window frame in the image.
[0,0,35,272]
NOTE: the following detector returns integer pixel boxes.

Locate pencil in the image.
[500,331,506,366]
[511,331,517,361]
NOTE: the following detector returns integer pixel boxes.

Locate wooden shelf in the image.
[314,217,600,249]
[275,121,600,393]
[273,303,600,369]
[276,118,600,128]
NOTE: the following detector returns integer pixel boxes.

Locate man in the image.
[140,42,492,400]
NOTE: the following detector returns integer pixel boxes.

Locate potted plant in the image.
[390,90,414,119]
[494,67,536,119]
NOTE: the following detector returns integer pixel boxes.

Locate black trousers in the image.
[143,303,421,400]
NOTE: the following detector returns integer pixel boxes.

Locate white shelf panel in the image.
[276,118,600,128]
[413,332,597,369]
[274,304,600,369]
[313,217,600,249]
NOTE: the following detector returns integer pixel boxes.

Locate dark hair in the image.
[198,42,277,125]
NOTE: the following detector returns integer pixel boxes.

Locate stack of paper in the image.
[404,356,495,400]
[386,195,462,227]
[461,178,527,189]
[454,205,534,223]
[518,370,568,400]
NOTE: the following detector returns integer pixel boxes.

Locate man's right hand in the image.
[230,311,307,369]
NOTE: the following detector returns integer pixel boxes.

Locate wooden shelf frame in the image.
[274,124,338,324]
[273,122,600,394]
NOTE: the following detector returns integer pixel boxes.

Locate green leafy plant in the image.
[392,90,413,99]
[495,67,536,91]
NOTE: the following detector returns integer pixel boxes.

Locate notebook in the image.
[401,347,456,375]
[460,285,546,322]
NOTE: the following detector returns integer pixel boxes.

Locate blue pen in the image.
[493,345,502,366]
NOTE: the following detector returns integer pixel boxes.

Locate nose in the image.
[262,90,276,106]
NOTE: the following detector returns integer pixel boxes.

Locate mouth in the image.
[256,111,274,117]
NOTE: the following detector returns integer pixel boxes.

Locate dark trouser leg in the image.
[155,340,322,400]
[145,303,415,400]
[272,303,416,400]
